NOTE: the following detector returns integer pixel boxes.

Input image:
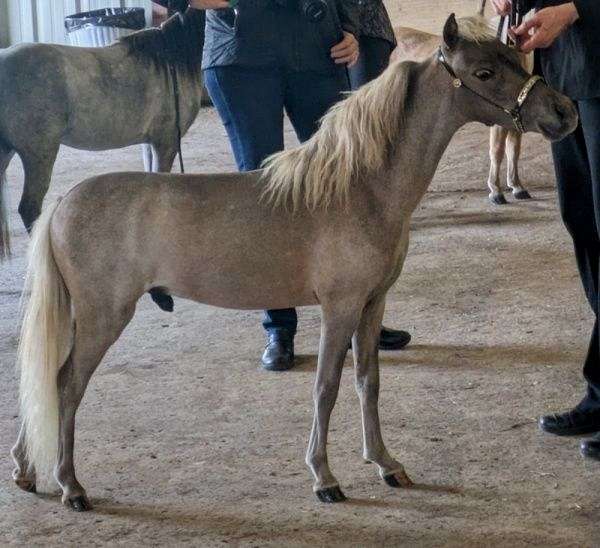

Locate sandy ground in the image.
[1,103,599,546]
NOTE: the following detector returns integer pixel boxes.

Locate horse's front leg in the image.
[307,299,363,503]
[486,125,508,205]
[352,294,413,489]
[505,130,531,200]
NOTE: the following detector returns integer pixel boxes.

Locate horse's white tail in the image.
[18,198,73,486]
[0,169,10,260]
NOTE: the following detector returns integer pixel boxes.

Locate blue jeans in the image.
[204,65,348,336]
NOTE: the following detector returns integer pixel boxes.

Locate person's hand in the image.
[189,0,230,9]
[331,31,359,67]
[510,2,579,53]
[491,0,511,16]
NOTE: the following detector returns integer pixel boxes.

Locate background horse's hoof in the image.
[315,485,346,503]
[513,189,532,200]
[14,477,36,493]
[383,470,414,488]
[489,193,508,205]
[67,495,93,512]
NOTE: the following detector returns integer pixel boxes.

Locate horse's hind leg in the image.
[150,142,178,173]
[487,125,508,205]
[55,303,135,511]
[307,298,363,503]
[141,143,154,172]
[19,146,59,232]
[11,424,36,493]
[506,130,531,200]
[352,294,413,490]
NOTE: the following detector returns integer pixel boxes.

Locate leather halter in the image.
[437,47,543,134]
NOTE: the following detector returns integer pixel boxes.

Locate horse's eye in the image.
[474,69,494,81]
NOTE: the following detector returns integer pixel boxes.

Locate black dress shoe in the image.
[378,326,411,351]
[580,434,600,461]
[261,330,295,371]
[539,407,600,437]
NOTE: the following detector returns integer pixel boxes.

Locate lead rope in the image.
[167,1,185,174]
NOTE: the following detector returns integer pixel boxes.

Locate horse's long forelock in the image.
[261,62,412,212]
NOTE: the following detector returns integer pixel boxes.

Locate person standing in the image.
[188,0,410,371]
[492,0,600,460]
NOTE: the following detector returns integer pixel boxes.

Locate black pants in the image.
[552,97,600,410]
[348,36,393,90]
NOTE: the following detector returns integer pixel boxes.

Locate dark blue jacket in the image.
[526,0,600,100]
[201,0,360,73]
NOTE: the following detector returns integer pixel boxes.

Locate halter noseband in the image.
[437,47,543,133]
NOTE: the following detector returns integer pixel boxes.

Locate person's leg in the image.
[203,66,297,369]
[540,102,600,436]
[284,69,411,351]
[348,36,393,90]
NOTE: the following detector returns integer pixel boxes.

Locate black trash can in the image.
[65,7,146,47]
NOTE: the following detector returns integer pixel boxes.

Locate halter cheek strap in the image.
[437,47,544,134]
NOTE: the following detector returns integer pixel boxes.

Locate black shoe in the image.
[378,326,411,351]
[580,434,600,461]
[261,330,295,371]
[538,407,600,437]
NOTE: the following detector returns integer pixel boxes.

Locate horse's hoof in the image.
[14,477,36,493]
[513,189,532,200]
[490,193,508,205]
[67,495,93,512]
[315,485,346,503]
[383,469,414,488]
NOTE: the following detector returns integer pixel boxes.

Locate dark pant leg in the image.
[348,36,393,90]
[552,99,600,408]
[203,66,298,335]
[283,69,349,142]
[578,98,600,405]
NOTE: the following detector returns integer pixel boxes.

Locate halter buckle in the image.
[452,78,462,88]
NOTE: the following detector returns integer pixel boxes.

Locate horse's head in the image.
[439,14,577,141]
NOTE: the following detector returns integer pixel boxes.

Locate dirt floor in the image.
[1,105,600,545]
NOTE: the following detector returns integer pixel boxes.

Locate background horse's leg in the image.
[11,424,37,493]
[141,144,154,172]
[55,304,135,511]
[506,130,531,200]
[0,146,15,258]
[150,142,178,173]
[487,125,508,205]
[353,294,413,489]
[307,298,363,503]
[19,146,59,232]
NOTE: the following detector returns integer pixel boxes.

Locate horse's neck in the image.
[384,60,466,217]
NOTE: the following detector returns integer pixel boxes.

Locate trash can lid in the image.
[65,7,145,33]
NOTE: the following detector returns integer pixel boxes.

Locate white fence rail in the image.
[0,0,153,47]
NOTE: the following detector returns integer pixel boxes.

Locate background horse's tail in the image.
[18,198,73,485]
[0,143,12,260]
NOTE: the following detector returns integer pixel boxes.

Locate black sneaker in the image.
[580,433,600,461]
[538,407,600,437]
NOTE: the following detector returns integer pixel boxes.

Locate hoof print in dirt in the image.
[68,496,93,512]
[490,193,508,205]
[513,190,532,200]
[315,485,346,503]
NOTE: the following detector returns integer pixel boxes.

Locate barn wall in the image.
[1,0,153,46]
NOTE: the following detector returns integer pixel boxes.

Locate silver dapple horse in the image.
[12,15,577,511]
[0,7,204,258]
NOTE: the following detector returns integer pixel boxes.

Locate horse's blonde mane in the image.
[457,15,496,43]
[261,61,412,211]
[261,16,492,212]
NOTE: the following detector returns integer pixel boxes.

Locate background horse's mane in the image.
[261,62,413,212]
[457,15,496,42]
[120,8,204,74]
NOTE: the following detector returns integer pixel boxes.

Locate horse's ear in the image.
[443,14,460,50]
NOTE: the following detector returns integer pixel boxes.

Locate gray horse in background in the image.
[0,7,205,258]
